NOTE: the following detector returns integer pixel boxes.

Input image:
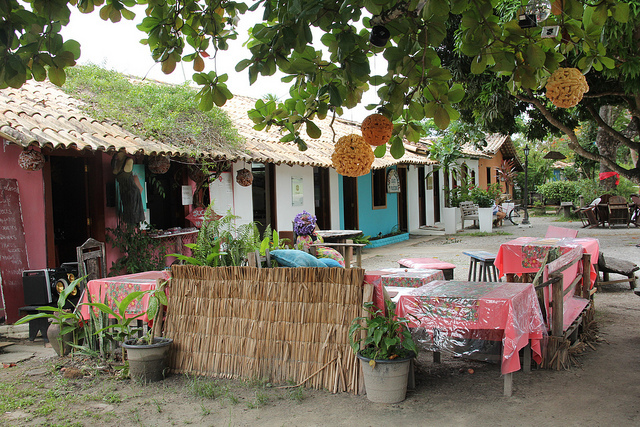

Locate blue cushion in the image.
[270,249,326,267]
[318,258,344,268]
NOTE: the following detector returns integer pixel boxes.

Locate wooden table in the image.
[395,280,547,396]
[313,229,364,267]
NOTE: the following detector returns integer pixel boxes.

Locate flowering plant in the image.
[293,210,317,236]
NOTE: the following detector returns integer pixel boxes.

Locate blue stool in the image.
[463,251,500,282]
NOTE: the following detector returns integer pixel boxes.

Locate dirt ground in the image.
[1,216,640,426]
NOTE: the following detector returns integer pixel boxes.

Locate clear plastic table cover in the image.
[395,280,548,374]
[494,236,599,284]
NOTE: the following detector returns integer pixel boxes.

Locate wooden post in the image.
[551,273,563,337]
[503,373,513,397]
[582,253,591,299]
[523,342,531,373]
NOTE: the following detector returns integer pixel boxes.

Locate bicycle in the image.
[497,202,524,225]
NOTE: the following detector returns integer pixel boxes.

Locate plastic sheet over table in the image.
[365,268,445,315]
[495,237,599,285]
[395,280,547,375]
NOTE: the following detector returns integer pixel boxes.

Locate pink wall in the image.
[0,141,47,269]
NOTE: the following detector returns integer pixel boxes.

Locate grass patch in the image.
[247,391,269,409]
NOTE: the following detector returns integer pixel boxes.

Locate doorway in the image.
[314,167,331,229]
[418,167,426,226]
[433,171,441,223]
[252,163,276,235]
[342,176,358,229]
[397,167,408,232]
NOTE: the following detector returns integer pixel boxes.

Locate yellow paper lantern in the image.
[331,134,374,177]
[545,68,589,108]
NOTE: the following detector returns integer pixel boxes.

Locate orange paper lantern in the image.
[361,114,393,147]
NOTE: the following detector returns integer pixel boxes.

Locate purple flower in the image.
[294,210,317,236]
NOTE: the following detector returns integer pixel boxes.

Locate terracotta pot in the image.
[47,323,72,356]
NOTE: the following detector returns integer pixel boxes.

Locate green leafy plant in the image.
[81,282,168,361]
[348,300,417,362]
[352,234,371,246]
[16,277,88,355]
[106,222,165,275]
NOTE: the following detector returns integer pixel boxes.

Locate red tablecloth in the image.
[495,237,599,284]
[79,270,169,322]
[396,280,547,375]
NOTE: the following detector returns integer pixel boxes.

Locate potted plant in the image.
[83,280,172,383]
[470,185,500,233]
[16,277,87,356]
[348,300,418,403]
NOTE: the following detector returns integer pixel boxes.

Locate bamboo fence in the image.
[164,265,370,394]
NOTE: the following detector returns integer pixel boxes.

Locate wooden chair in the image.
[247,248,272,268]
[544,225,578,238]
[76,238,107,283]
[596,194,613,227]
[459,201,479,230]
[607,195,630,228]
[629,195,640,227]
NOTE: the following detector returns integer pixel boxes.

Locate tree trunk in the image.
[596,105,620,192]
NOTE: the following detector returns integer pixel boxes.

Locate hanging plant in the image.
[148,155,171,174]
[236,168,253,186]
[18,148,45,171]
[545,68,589,108]
[331,134,374,177]
[361,114,393,147]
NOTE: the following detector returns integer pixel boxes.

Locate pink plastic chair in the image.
[545,225,578,238]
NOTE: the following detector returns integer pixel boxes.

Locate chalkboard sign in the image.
[0,178,29,323]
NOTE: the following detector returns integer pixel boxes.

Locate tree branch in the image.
[584,102,639,150]
[516,90,637,180]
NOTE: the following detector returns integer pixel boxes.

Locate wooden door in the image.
[342,176,358,229]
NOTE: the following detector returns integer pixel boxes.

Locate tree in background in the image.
[1,0,635,182]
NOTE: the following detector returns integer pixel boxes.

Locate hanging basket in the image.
[18,149,45,171]
[236,168,253,186]
[148,156,171,174]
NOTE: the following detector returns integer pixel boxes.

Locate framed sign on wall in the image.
[387,169,400,193]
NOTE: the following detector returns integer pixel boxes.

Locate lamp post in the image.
[521,144,531,226]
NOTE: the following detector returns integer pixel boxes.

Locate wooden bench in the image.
[534,246,594,369]
[459,201,479,230]
[597,251,638,289]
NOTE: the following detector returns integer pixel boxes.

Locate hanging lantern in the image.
[370,26,390,47]
[18,149,45,171]
[236,168,253,187]
[331,134,374,177]
[545,67,589,108]
[148,155,171,174]
[361,114,394,147]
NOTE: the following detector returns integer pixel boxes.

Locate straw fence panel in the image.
[164,265,369,393]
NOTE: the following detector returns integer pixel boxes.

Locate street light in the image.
[521,144,531,225]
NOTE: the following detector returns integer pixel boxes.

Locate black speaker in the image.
[22,263,81,309]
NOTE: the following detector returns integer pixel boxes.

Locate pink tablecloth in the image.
[365,268,445,314]
[79,270,169,322]
[396,280,547,375]
[495,237,599,285]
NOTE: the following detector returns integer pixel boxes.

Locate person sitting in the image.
[493,202,506,227]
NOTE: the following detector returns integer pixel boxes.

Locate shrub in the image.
[536,181,580,205]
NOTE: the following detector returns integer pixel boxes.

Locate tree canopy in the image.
[1,1,638,179]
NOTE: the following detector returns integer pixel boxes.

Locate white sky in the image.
[60,7,373,122]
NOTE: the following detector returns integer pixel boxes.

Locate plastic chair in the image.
[544,225,578,238]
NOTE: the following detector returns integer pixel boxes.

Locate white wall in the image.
[329,168,340,229]
[407,165,420,232]
[275,164,316,232]
[425,165,435,226]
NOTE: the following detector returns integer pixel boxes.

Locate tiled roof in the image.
[461,134,523,170]
[222,94,435,169]
[0,79,434,169]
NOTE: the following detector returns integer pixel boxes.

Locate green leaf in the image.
[48,67,66,86]
[433,105,450,130]
[525,43,546,68]
[374,144,386,158]
[470,54,487,74]
[390,137,405,159]
[305,120,321,138]
[612,3,629,23]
